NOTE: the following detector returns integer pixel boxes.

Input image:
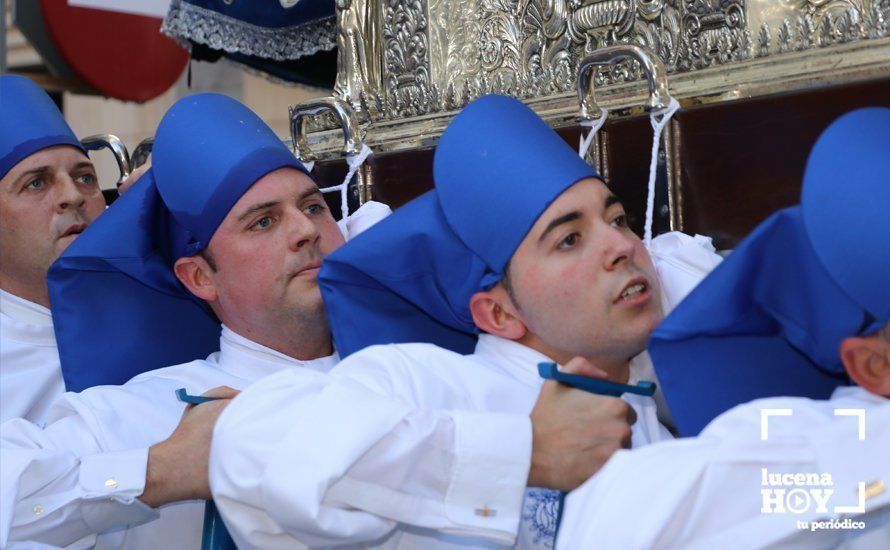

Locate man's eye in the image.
[557,233,580,249]
[611,214,629,228]
[76,173,97,185]
[24,178,45,190]
[304,203,326,215]
[252,216,274,230]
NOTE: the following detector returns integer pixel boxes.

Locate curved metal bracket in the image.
[289,97,362,162]
[80,134,132,187]
[576,45,672,121]
[131,137,154,170]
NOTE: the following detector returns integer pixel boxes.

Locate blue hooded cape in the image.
[649,107,890,436]
[48,93,311,391]
[320,95,599,357]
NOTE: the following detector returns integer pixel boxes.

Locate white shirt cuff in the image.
[444,411,532,543]
[79,448,158,532]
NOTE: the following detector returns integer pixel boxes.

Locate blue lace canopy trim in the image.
[162,0,337,61]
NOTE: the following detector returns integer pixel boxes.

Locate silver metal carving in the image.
[334,0,382,113]
[382,0,431,110]
[310,0,890,156]
[358,0,760,120]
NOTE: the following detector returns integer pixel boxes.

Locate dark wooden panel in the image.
[674,78,890,249]
[364,149,436,209]
[319,78,889,247]
[312,148,436,216]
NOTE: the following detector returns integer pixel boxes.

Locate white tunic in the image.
[0,326,338,549]
[0,200,391,549]
[211,335,673,549]
[0,290,65,425]
[556,386,890,549]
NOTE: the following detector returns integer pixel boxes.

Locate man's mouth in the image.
[59,223,87,239]
[615,277,651,305]
[293,260,323,278]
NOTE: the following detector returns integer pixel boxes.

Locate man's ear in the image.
[840,335,890,397]
[173,255,218,303]
[469,285,527,340]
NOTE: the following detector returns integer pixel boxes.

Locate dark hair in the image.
[501,259,521,310]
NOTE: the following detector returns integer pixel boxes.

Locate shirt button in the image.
[33,505,44,515]
[105,478,118,489]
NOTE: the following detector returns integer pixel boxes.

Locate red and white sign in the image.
[40,0,187,102]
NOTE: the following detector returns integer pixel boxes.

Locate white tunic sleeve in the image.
[556,396,890,549]
[1,403,157,548]
[210,358,532,548]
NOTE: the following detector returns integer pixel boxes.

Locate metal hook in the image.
[288,97,362,163]
[131,137,154,170]
[576,45,672,121]
[80,134,132,188]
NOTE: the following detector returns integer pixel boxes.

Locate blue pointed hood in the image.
[1,75,86,179]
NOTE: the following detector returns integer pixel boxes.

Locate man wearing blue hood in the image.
[211,94,676,548]
[1,92,604,550]
[555,107,890,548]
[0,75,107,425]
[0,93,352,548]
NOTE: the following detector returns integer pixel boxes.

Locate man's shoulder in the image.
[56,357,217,419]
[125,356,221,388]
[43,360,220,450]
[340,342,468,372]
[354,342,465,359]
[333,343,475,405]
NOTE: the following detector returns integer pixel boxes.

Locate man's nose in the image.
[55,176,87,212]
[288,211,321,252]
[602,226,637,270]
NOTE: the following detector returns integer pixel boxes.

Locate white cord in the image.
[577,108,609,160]
[319,143,373,221]
[643,97,680,249]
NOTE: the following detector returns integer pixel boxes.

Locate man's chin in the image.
[54,235,78,256]
[287,286,324,308]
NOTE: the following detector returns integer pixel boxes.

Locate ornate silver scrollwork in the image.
[330,0,889,124]
[334,0,382,113]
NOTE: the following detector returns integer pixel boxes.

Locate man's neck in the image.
[0,277,50,308]
[226,319,334,362]
[516,334,633,384]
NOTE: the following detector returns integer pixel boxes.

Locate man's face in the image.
[504,179,662,364]
[200,167,345,334]
[0,145,105,296]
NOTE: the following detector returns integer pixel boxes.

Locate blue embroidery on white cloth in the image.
[521,488,560,548]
